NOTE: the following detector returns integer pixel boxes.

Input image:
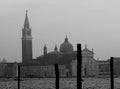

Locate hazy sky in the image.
[0,0,120,62]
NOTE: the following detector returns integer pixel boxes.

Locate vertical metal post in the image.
[110,57,114,89]
[55,64,59,89]
[18,65,20,89]
[77,44,82,89]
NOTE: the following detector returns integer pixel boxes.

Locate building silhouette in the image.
[0,11,118,78]
[19,11,97,77]
[22,10,32,63]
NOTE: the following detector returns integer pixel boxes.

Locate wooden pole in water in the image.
[110,57,114,89]
[77,44,82,89]
[18,65,20,89]
[55,64,59,89]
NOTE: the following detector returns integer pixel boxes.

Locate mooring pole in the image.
[110,57,114,89]
[55,64,59,89]
[77,44,82,89]
[18,65,20,89]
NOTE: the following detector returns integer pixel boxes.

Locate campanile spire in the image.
[22,10,32,63]
[24,10,30,28]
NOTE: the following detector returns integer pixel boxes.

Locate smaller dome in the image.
[54,44,58,51]
[60,36,73,53]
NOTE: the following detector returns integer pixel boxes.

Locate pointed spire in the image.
[85,44,87,49]
[44,44,47,50]
[92,48,94,54]
[43,44,47,55]
[92,48,94,52]
[64,35,69,43]
[54,44,58,51]
[24,10,30,28]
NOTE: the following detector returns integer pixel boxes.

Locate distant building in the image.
[19,11,98,77]
[71,45,97,77]
[19,64,67,77]
[97,60,110,77]
[22,10,32,63]
[4,62,17,78]
[0,59,8,77]
[0,63,7,77]
[96,57,120,77]
[2,11,119,78]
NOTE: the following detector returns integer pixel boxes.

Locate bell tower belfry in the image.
[22,10,32,63]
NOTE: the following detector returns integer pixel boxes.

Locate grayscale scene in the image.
[0,0,120,89]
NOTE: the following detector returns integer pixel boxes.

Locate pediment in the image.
[82,49,93,55]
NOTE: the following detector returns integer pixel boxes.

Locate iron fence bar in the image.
[110,57,114,89]
[55,64,59,89]
[77,44,82,89]
[18,65,20,89]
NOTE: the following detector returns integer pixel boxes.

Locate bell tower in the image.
[22,10,32,63]
[43,44,47,55]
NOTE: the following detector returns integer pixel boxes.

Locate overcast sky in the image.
[0,0,120,62]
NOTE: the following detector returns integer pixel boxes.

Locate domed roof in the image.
[60,36,73,53]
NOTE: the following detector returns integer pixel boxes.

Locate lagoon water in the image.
[0,78,120,89]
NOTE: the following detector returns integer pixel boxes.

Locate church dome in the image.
[60,36,73,53]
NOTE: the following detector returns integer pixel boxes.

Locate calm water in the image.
[0,78,120,89]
